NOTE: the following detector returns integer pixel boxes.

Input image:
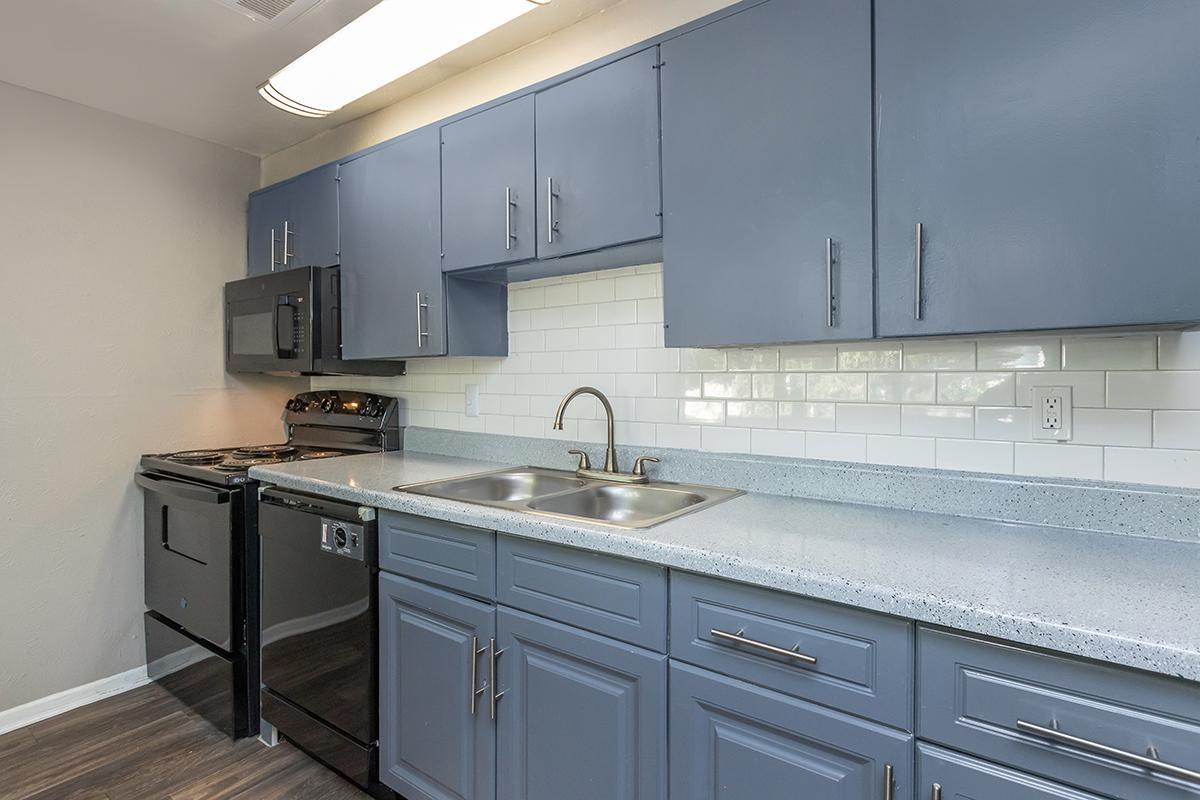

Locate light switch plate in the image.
[1032,385,1072,441]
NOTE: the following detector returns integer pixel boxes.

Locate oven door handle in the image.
[135,473,231,505]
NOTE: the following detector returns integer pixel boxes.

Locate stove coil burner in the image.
[168,450,225,465]
[232,444,297,459]
[215,458,280,471]
[298,450,345,460]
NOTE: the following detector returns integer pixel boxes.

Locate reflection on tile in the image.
[727,349,780,372]
[779,345,837,372]
[868,373,936,404]
[726,401,778,429]
[937,372,1015,405]
[753,373,807,401]
[806,373,867,402]
[680,349,726,372]
[903,341,976,371]
[977,338,1061,370]
[702,373,753,399]
[838,344,901,371]
[778,402,836,432]
[680,400,726,426]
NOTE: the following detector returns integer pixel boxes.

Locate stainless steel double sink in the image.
[397,466,742,529]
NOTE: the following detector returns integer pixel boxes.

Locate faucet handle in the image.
[567,449,592,471]
[632,456,661,477]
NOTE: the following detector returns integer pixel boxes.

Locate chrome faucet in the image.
[552,386,659,484]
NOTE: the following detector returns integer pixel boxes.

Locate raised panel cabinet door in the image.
[495,607,667,800]
[661,0,874,347]
[338,128,445,360]
[535,47,662,259]
[670,662,913,800]
[285,163,340,269]
[441,96,536,271]
[876,0,1200,337]
[246,185,287,275]
[379,573,496,800]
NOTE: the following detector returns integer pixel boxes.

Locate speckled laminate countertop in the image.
[250,450,1200,682]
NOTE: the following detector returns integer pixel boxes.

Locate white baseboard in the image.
[0,665,151,736]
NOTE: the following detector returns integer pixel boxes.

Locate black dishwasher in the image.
[258,487,382,793]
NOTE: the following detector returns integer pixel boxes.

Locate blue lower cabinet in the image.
[918,744,1107,800]
[495,607,667,800]
[670,661,913,800]
[379,572,496,800]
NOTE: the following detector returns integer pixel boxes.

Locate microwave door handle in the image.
[275,299,296,359]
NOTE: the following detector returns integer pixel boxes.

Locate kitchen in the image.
[1,0,1198,798]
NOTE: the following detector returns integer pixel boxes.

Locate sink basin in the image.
[414,470,586,503]
[399,466,741,529]
[529,484,706,526]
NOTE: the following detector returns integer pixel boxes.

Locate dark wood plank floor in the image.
[0,683,372,800]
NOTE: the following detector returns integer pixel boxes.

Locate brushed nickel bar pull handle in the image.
[489,638,506,721]
[505,187,513,251]
[825,237,835,328]
[283,220,293,266]
[709,628,817,665]
[884,763,894,800]
[932,783,942,800]
[270,228,278,272]
[546,177,558,244]
[1016,720,1200,784]
[469,636,488,715]
[914,222,924,320]
[415,292,429,348]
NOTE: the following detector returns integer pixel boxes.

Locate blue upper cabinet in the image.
[535,47,662,259]
[876,0,1200,337]
[661,0,874,348]
[246,164,339,276]
[338,129,446,360]
[441,96,537,271]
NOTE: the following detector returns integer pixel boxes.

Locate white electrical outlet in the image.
[1032,386,1073,441]
[465,383,480,418]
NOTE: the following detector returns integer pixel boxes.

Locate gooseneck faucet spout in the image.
[553,386,618,473]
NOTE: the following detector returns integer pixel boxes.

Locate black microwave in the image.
[225,266,405,376]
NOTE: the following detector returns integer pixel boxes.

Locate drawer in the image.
[670,571,913,730]
[496,536,667,651]
[379,511,496,599]
[918,743,1107,800]
[918,628,1200,800]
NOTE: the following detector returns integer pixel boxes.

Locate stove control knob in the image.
[320,396,337,413]
[333,526,348,549]
[286,398,305,412]
[358,400,373,416]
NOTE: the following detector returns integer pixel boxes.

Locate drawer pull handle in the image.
[883,763,894,800]
[709,627,817,665]
[931,783,941,800]
[1016,720,1200,784]
[469,636,488,715]
[489,638,506,721]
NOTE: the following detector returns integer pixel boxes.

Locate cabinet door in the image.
[285,163,339,269]
[495,607,667,800]
[441,96,536,271]
[379,573,495,800]
[535,48,662,258]
[661,0,873,347]
[246,185,287,275]
[338,128,445,359]
[876,0,1200,337]
[670,661,912,800]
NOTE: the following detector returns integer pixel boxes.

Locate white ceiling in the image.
[0,0,625,156]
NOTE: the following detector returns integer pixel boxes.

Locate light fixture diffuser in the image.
[259,0,551,118]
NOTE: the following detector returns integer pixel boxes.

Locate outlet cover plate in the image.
[1032,385,1073,441]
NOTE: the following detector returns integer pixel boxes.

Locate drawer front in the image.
[670,572,913,729]
[918,743,1107,800]
[496,536,667,652]
[379,511,496,599]
[918,628,1200,800]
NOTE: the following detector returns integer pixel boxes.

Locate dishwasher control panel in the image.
[320,517,365,561]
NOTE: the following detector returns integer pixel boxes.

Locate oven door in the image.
[224,267,314,374]
[137,472,235,651]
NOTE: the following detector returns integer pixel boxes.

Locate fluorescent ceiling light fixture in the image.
[259,0,551,118]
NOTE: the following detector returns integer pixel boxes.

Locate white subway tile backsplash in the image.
[1107,371,1200,410]
[335,264,1200,491]
[901,406,974,439]
[806,432,867,463]
[868,373,936,404]
[836,403,901,435]
[1105,447,1200,489]
[1073,409,1152,448]
[935,439,1014,474]
[750,428,806,458]
[1014,443,1104,481]
[806,373,867,402]
[1154,411,1200,449]
[778,402,837,432]
[977,337,1061,370]
[867,435,935,468]
[936,372,1015,405]
[702,373,752,399]
[1062,334,1157,371]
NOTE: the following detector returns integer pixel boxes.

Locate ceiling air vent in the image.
[210,0,325,24]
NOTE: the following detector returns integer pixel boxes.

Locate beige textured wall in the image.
[0,81,300,714]
[261,0,738,183]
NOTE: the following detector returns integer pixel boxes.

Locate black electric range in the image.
[136,390,402,740]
